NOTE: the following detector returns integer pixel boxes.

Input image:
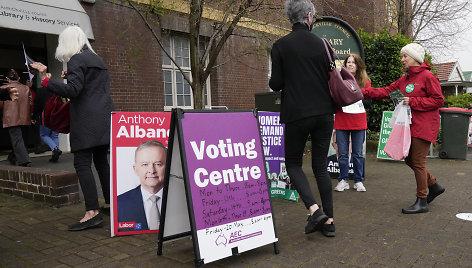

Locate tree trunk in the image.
[397,0,408,36]
[192,81,204,109]
[189,0,204,109]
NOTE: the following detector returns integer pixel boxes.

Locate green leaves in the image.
[358,28,411,132]
[444,94,472,108]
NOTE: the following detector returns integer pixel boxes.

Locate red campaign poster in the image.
[110,112,171,236]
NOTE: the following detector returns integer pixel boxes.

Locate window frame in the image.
[161,33,211,111]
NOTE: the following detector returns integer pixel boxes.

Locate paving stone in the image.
[1,153,472,267]
[73,256,115,268]
[458,253,472,267]
[56,254,88,266]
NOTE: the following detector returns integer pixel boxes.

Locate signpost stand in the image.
[377,111,394,160]
[158,109,279,266]
[258,111,299,202]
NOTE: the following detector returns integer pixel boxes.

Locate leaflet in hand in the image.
[389,89,404,105]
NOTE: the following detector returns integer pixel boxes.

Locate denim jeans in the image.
[284,114,334,218]
[336,129,365,183]
[40,125,59,150]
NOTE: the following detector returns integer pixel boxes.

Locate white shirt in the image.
[140,186,163,230]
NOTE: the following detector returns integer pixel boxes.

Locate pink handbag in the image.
[321,38,363,108]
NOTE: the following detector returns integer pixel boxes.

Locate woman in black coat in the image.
[269,0,336,237]
[31,26,114,231]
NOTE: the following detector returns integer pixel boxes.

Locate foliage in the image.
[366,129,379,141]
[358,29,408,132]
[444,94,472,108]
[357,29,433,132]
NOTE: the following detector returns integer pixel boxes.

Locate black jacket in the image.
[269,23,335,123]
[46,46,114,152]
[32,84,53,123]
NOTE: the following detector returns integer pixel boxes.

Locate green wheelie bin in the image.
[439,107,472,160]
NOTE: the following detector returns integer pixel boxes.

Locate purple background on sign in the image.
[181,113,271,230]
[258,112,285,178]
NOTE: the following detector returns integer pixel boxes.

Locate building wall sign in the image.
[311,16,364,60]
[0,0,94,39]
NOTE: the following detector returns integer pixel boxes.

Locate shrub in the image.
[444,94,472,108]
[358,29,433,132]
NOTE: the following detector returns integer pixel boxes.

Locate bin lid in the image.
[439,107,472,115]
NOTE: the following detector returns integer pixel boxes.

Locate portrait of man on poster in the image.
[117,140,167,231]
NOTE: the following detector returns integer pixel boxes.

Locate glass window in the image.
[161,33,211,110]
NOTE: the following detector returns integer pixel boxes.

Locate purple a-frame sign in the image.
[158,109,279,265]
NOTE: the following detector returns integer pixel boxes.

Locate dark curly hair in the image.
[6,69,19,81]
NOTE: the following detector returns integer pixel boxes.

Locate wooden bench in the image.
[0,165,79,207]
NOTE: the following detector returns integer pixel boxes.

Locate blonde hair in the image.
[55,26,95,62]
[343,54,369,88]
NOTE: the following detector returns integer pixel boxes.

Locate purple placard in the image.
[258,112,286,181]
[181,112,271,231]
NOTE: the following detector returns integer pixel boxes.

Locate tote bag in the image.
[384,102,411,160]
[321,38,364,108]
[42,95,70,134]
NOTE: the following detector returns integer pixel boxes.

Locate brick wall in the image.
[82,0,272,111]
[0,166,79,207]
[83,0,164,112]
[81,0,396,112]
[210,34,271,109]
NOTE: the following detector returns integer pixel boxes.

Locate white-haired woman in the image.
[362,43,445,214]
[31,26,114,231]
[269,0,336,237]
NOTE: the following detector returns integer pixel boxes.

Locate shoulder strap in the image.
[321,38,333,64]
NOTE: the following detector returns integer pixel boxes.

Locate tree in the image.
[394,0,471,54]
[126,0,283,109]
[317,0,470,58]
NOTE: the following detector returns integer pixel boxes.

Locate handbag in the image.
[384,101,411,160]
[42,94,70,134]
[321,38,363,107]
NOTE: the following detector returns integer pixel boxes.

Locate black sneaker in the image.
[305,209,328,234]
[321,223,335,237]
[50,148,62,162]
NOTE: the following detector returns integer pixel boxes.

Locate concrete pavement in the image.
[0,152,471,267]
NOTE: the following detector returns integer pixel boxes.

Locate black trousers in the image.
[284,114,334,218]
[74,145,110,211]
[8,126,31,165]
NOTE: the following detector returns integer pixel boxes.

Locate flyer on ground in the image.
[110,111,171,236]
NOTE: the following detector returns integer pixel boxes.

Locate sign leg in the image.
[273,241,280,254]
